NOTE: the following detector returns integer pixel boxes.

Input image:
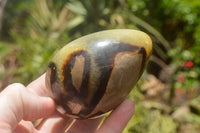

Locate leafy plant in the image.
[1,0,200,132]
[3,0,74,84]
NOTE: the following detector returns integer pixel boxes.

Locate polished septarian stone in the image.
[46,29,152,119]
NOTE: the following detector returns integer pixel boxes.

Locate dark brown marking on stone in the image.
[138,47,147,75]
[62,50,91,99]
[48,62,57,86]
[91,43,139,105]
[46,62,63,106]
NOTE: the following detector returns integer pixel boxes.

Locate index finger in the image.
[27,73,50,97]
[27,74,75,132]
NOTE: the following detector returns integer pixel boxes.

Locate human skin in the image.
[0,74,135,133]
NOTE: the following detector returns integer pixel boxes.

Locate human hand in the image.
[0,74,135,133]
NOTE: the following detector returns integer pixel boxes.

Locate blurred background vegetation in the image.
[0,0,200,132]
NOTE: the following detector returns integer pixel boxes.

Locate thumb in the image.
[0,83,55,132]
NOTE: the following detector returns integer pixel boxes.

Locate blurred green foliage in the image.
[0,0,200,132]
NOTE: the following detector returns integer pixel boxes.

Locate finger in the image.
[37,111,73,133]
[0,83,55,132]
[68,117,103,133]
[27,74,72,132]
[26,74,49,97]
[96,99,135,133]
[27,74,73,133]
[14,120,36,133]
